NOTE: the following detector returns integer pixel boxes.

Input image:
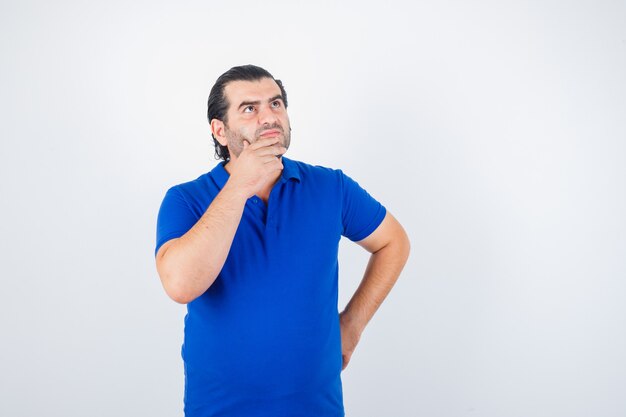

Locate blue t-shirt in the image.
[155,157,386,417]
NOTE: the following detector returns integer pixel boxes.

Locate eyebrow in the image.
[237,95,284,111]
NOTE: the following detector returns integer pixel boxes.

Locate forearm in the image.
[157,182,247,303]
[341,237,410,333]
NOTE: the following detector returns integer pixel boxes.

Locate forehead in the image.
[224,78,282,109]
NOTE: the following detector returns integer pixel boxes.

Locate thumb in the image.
[242,139,250,149]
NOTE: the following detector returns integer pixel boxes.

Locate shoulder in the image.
[170,172,210,192]
[163,164,222,206]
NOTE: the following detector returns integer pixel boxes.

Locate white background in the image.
[1,1,625,416]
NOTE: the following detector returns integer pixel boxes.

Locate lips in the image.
[259,129,281,137]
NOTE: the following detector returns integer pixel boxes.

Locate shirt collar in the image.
[211,156,301,190]
[280,156,301,183]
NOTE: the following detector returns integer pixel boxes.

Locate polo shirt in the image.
[155,156,386,417]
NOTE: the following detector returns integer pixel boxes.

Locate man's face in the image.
[220,77,291,158]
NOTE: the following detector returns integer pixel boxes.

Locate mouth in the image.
[258,129,282,138]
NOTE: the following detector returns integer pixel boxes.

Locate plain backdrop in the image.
[1,1,625,416]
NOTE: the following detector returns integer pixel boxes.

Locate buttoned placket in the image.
[265,181,280,230]
[246,195,268,225]
[245,178,285,229]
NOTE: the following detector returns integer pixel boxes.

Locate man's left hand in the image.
[339,311,363,371]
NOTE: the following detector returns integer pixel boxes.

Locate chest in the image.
[229,180,343,272]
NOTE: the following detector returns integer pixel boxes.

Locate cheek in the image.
[280,115,290,129]
[232,126,254,142]
[237,125,255,139]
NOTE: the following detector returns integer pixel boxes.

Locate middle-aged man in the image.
[155,64,410,417]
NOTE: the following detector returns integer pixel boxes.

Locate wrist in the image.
[221,181,250,203]
[339,309,366,335]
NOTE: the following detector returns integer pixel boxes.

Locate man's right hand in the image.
[225,137,287,199]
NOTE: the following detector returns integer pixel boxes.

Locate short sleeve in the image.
[155,187,199,257]
[339,170,387,242]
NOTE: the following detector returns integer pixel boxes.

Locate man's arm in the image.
[155,184,248,304]
[155,138,286,304]
[339,211,410,370]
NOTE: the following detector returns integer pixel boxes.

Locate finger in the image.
[262,159,283,175]
[243,139,250,149]
[260,157,285,170]
[248,136,281,150]
[255,144,287,157]
[259,154,282,164]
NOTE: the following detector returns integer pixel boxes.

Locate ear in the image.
[210,119,227,146]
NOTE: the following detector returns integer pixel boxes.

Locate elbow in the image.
[156,262,199,304]
[157,264,218,304]
[393,224,411,265]
[383,213,411,263]
[400,229,411,263]
[164,281,196,304]
[159,271,195,304]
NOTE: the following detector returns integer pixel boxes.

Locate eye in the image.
[271,100,281,109]
[243,105,255,113]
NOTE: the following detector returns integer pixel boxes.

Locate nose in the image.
[257,104,278,126]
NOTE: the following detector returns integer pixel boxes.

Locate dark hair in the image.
[207,64,288,161]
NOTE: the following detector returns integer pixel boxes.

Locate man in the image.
[155,65,410,417]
